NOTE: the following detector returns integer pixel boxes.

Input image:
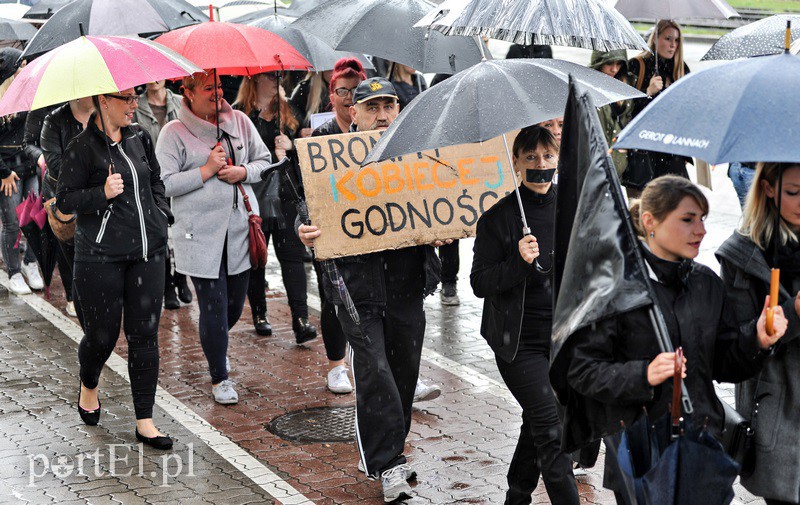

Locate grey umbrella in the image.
[415,0,649,52]
[291,0,485,74]
[703,15,800,60]
[0,16,35,41]
[362,58,643,272]
[611,0,738,20]
[21,0,207,59]
[231,11,373,71]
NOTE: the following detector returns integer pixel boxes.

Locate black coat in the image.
[40,103,84,200]
[560,246,769,452]
[0,112,34,180]
[471,189,544,363]
[56,117,172,263]
[312,118,343,137]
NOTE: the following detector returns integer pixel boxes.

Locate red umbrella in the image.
[154,6,312,76]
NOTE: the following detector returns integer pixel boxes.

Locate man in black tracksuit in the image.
[298,78,441,503]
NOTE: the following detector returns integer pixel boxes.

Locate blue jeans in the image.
[728,162,755,209]
[0,174,39,276]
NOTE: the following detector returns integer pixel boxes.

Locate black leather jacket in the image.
[56,117,172,263]
[41,103,84,199]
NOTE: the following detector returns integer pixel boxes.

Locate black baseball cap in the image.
[353,77,398,104]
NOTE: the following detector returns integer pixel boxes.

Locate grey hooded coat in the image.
[717,231,800,503]
[156,98,271,279]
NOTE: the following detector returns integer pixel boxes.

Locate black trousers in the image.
[247,222,309,320]
[337,293,425,477]
[56,239,85,329]
[495,337,580,505]
[313,259,347,361]
[438,239,460,285]
[74,254,165,420]
[192,258,249,385]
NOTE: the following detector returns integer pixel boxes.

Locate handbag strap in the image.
[634,55,646,91]
[236,183,255,216]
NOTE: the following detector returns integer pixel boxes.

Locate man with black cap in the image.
[298,77,444,502]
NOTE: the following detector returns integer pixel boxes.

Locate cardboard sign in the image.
[296,130,517,259]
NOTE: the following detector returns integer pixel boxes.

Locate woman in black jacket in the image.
[626,21,691,197]
[471,126,579,505]
[57,88,174,449]
[716,162,800,504]
[560,176,786,501]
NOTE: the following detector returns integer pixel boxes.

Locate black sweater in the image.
[521,185,555,334]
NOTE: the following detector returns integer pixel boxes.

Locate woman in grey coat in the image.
[717,161,800,504]
[156,71,271,405]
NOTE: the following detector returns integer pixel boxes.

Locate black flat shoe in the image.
[293,317,317,345]
[78,382,100,426]
[136,429,173,450]
[176,276,193,304]
[254,315,272,336]
[164,287,180,310]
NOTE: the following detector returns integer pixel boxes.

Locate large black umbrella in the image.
[291,0,485,74]
[21,0,207,59]
[703,14,800,60]
[23,0,72,20]
[231,11,373,71]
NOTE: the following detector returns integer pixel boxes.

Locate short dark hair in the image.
[512,126,559,158]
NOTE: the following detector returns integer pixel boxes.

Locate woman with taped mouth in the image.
[470,125,580,504]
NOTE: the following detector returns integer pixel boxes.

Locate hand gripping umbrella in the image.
[363,58,644,273]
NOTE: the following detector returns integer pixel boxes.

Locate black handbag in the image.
[621,149,654,190]
[720,399,754,472]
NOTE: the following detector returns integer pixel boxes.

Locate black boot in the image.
[164,281,180,310]
[253,307,272,336]
[293,317,317,344]
[175,273,192,304]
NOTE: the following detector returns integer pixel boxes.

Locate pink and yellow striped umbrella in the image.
[0,35,201,116]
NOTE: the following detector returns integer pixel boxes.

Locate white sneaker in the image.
[65,301,77,317]
[359,460,416,481]
[21,262,43,290]
[212,379,238,404]
[381,465,413,502]
[413,379,441,402]
[327,365,353,394]
[8,273,31,295]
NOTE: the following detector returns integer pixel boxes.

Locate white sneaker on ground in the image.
[225,356,231,374]
[381,465,413,502]
[8,273,31,295]
[21,262,43,290]
[65,301,77,317]
[212,379,238,404]
[573,463,588,477]
[327,365,353,394]
[413,379,441,402]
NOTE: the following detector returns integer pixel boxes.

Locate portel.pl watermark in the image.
[28,443,195,487]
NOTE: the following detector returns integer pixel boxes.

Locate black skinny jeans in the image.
[495,335,580,505]
[192,257,249,384]
[312,259,347,361]
[438,239,460,285]
[74,254,165,420]
[247,220,308,320]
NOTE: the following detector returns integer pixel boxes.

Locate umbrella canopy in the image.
[611,0,738,21]
[23,0,72,20]
[615,51,800,164]
[21,0,207,60]
[362,58,644,164]
[704,15,800,60]
[280,0,327,17]
[231,11,373,71]
[415,0,649,52]
[154,18,312,75]
[291,0,485,74]
[0,35,201,116]
[0,16,35,41]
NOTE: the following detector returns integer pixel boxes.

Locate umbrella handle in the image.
[766,268,780,335]
[671,347,684,439]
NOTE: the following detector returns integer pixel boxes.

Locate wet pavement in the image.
[0,40,771,504]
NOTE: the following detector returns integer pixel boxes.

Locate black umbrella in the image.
[0,16,36,41]
[23,0,72,21]
[21,0,207,59]
[291,0,485,74]
[231,11,373,72]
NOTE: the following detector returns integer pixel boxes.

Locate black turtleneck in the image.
[520,184,556,337]
[642,244,694,349]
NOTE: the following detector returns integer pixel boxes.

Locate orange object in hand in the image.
[766,268,780,336]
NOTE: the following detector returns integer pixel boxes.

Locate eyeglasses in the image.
[334,86,358,97]
[106,94,137,105]
[257,73,280,82]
